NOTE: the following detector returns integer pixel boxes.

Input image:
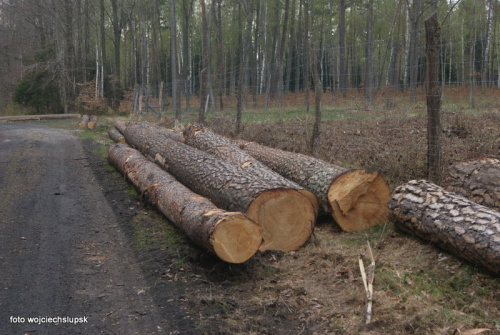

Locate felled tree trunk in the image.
[87,115,98,129]
[445,158,500,211]
[108,127,126,143]
[79,114,90,128]
[237,140,391,232]
[108,144,262,263]
[114,120,128,134]
[389,179,500,275]
[0,114,81,123]
[122,122,316,252]
[183,125,319,214]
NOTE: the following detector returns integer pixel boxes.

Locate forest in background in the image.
[0,0,499,117]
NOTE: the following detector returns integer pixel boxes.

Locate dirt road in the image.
[0,121,167,334]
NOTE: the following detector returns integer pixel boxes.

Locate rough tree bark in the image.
[425,12,442,184]
[108,127,125,143]
[237,140,391,232]
[389,180,500,275]
[121,122,316,252]
[108,144,262,263]
[183,125,319,214]
[445,158,500,211]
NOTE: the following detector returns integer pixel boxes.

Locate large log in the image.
[108,143,262,263]
[87,115,98,130]
[79,114,90,128]
[114,120,128,134]
[0,113,81,123]
[236,140,391,232]
[183,125,319,214]
[389,179,500,275]
[122,122,316,251]
[445,158,500,211]
[115,120,185,142]
[108,127,126,143]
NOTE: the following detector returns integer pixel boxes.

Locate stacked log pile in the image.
[236,140,391,232]
[445,158,500,211]
[389,180,500,275]
[108,143,262,263]
[183,125,319,214]
[121,121,316,252]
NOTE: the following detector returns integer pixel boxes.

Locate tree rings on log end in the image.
[328,170,391,232]
[298,189,320,216]
[247,188,316,252]
[211,213,262,264]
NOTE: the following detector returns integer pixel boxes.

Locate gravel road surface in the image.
[0,121,167,334]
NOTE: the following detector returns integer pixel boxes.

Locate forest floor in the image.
[1,97,499,334]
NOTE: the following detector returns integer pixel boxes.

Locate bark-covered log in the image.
[87,115,98,129]
[236,140,391,232]
[108,127,126,143]
[389,179,500,275]
[0,114,81,123]
[108,143,262,263]
[183,125,319,214]
[122,122,316,251]
[116,120,185,142]
[445,158,500,211]
[114,120,128,134]
[79,114,90,128]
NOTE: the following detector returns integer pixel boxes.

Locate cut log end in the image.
[210,213,262,264]
[247,188,316,252]
[328,170,391,232]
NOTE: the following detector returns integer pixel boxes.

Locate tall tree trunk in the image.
[171,0,180,120]
[409,0,421,103]
[365,0,374,105]
[481,0,493,87]
[199,0,209,123]
[338,0,347,93]
[110,0,123,109]
[309,42,321,155]
[425,12,442,184]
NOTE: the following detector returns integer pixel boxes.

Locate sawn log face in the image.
[107,143,262,263]
[122,122,315,251]
[237,140,391,232]
[389,179,500,275]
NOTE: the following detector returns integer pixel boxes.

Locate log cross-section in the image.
[122,122,316,252]
[389,179,500,275]
[108,143,262,263]
[183,125,319,214]
[236,140,391,232]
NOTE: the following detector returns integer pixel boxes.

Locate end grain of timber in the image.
[108,143,262,263]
